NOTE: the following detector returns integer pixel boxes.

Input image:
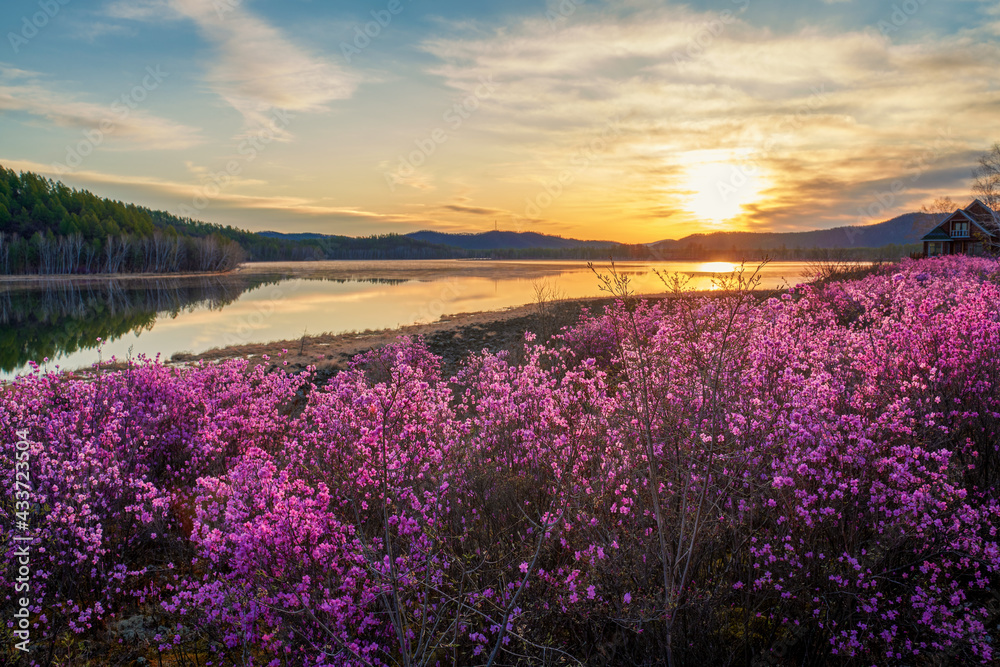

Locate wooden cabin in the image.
[921,199,998,256]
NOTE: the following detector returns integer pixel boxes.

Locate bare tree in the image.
[68,233,83,273]
[54,234,83,274]
[590,260,768,667]
[0,232,8,275]
[83,241,98,274]
[972,143,1000,209]
[168,237,184,272]
[531,278,566,340]
[104,235,116,273]
[196,235,218,271]
[104,235,130,273]
[972,142,1000,238]
[36,233,54,274]
[920,196,957,214]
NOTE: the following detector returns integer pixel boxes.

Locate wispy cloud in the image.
[76,21,137,42]
[0,158,435,230]
[114,0,359,137]
[420,1,1000,233]
[105,0,176,22]
[440,203,509,216]
[0,65,202,150]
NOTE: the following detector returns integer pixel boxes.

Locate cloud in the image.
[151,0,358,136]
[76,21,137,42]
[420,2,1000,234]
[379,159,437,192]
[440,203,509,216]
[0,158,436,230]
[0,65,202,150]
[105,0,176,22]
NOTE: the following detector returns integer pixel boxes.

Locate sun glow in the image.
[698,262,737,274]
[683,161,768,225]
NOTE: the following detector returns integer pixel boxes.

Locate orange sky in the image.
[1,0,998,242]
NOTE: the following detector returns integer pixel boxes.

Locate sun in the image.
[683,161,767,225]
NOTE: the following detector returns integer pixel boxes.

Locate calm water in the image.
[0,260,815,378]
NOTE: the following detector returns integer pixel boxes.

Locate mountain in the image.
[254,231,462,260]
[258,231,331,241]
[652,212,943,253]
[404,230,618,251]
[0,165,471,275]
[404,214,940,255]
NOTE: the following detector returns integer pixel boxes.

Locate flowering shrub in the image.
[3,255,1000,665]
[0,357,306,663]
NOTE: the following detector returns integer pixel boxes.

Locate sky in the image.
[0,0,998,243]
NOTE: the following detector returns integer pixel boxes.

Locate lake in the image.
[0,260,817,378]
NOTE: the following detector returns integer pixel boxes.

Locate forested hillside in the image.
[0,166,252,274]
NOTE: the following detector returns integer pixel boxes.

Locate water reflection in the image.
[0,260,810,377]
[0,276,259,373]
[0,274,414,374]
[698,262,738,274]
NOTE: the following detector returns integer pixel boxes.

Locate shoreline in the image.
[168,294,684,377]
[0,270,238,284]
[169,289,754,377]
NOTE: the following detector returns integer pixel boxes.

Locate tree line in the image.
[0,166,246,274]
[0,231,246,275]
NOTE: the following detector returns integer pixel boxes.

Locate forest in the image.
[0,166,252,274]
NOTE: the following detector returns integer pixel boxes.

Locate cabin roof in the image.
[967,198,993,216]
[921,200,998,241]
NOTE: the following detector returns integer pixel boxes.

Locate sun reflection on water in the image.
[697,262,737,274]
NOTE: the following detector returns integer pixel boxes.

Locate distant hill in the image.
[258,231,331,241]
[263,214,940,261]
[652,212,943,253]
[404,230,618,251]
[255,230,463,260]
[403,214,941,255]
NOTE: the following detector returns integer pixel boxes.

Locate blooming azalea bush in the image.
[0,357,307,663]
[3,254,1000,666]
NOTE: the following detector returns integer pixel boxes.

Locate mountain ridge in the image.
[262,211,942,252]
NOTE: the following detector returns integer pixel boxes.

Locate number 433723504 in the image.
[13,429,32,527]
